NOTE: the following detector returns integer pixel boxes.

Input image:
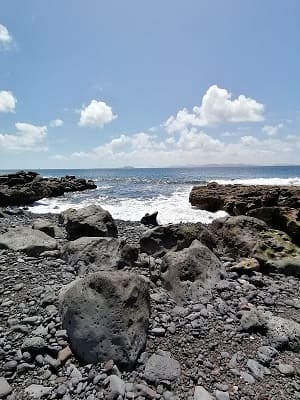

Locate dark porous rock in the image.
[211,215,300,277]
[140,222,216,257]
[160,240,222,304]
[189,183,300,214]
[61,205,118,240]
[247,206,300,246]
[60,271,150,370]
[32,219,56,238]
[0,170,97,207]
[62,236,138,274]
[141,211,159,227]
[0,227,57,257]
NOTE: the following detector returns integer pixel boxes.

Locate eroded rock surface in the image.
[160,240,222,304]
[63,236,138,274]
[140,222,216,257]
[60,271,150,370]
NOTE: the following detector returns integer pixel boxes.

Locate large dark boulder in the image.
[160,240,222,304]
[63,236,138,274]
[212,216,300,276]
[59,271,150,370]
[140,222,216,257]
[61,205,118,240]
[0,227,57,257]
[140,211,159,227]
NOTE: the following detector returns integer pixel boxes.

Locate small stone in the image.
[3,360,17,371]
[246,359,265,379]
[215,391,230,400]
[24,384,52,399]
[135,383,158,399]
[256,346,278,366]
[151,327,166,336]
[277,363,294,376]
[21,337,46,354]
[144,353,181,383]
[194,386,213,400]
[58,346,73,363]
[0,377,12,398]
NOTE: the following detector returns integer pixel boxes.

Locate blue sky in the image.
[0,0,299,168]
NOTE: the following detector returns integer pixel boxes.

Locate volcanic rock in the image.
[0,227,57,256]
[62,236,138,274]
[61,205,118,240]
[0,170,97,207]
[140,222,216,257]
[141,211,159,227]
[160,240,222,304]
[59,271,150,370]
[212,215,300,276]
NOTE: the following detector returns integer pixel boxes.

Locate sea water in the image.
[2,165,299,224]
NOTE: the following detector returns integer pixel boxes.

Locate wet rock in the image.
[141,211,159,227]
[61,205,118,240]
[60,271,150,370]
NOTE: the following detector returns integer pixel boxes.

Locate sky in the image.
[0,0,300,169]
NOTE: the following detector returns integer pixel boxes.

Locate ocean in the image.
[3,165,300,224]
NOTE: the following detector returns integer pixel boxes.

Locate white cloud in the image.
[49,119,64,128]
[54,127,300,168]
[262,123,283,136]
[165,85,264,133]
[0,24,13,49]
[0,90,17,113]
[0,123,48,152]
[79,100,117,128]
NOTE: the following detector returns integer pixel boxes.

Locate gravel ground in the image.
[0,210,299,400]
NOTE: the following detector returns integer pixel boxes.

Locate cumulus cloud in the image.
[0,123,48,152]
[262,123,283,136]
[0,24,13,50]
[54,127,300,168]
[79,100,117,128]
[0,90,17,113]
[165,85,264,133]
[49,119,64,128]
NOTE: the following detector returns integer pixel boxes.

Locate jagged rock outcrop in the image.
[189,183,300,214]
[0,171,97,207]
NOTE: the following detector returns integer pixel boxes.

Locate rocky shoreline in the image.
[0,182,300,400]
[0,171,97,207]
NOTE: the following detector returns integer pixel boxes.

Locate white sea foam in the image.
[210,177,300,186]
[28,188,228,224]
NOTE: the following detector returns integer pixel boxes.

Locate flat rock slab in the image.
[60,271,150,370]
[0,227,57,257]
[24,384,52,399]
